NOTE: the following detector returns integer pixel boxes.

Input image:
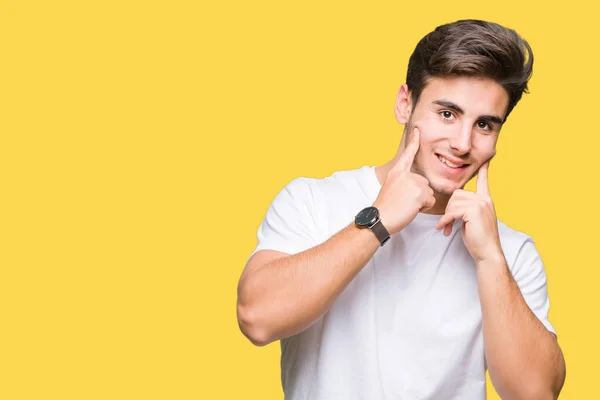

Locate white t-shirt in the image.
[251,165,555,400]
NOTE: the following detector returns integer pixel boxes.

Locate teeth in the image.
[438,155,462,168]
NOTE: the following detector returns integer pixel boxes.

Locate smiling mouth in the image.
[436,154,469,169]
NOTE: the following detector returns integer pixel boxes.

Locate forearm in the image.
[238,222,380,345]
[477,257,566,399]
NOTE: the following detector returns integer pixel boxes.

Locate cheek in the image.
[413,116,450,143]
[414,141,436,171]
[410,121,440,166]
[473,137,498,159]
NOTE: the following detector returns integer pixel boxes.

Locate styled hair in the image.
[406,19,533,121]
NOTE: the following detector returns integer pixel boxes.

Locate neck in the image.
[425,192,450,215]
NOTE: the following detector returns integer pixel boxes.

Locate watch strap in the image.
[370,219,391,246]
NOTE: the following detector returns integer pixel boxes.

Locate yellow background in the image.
[1,0,597,398]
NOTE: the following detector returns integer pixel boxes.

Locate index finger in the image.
[476,160,490,195]
[396,127,420,171]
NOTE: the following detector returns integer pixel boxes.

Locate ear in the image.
[394,84,412,124]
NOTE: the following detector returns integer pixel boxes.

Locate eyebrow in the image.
[432,100,504,125]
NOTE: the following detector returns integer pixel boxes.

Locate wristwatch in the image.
[354,206,391,246]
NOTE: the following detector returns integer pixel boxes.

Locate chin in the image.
[430,178,464,196]
[415,161,470,196]
[432,185,456,197]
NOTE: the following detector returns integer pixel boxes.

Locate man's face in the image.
[402,76,509,197]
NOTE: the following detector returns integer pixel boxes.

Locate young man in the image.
[237,19,566,399]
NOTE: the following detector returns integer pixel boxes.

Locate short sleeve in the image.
[249,178,324,259]
[510,238,556,335]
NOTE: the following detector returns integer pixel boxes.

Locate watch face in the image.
[355,206,379,227]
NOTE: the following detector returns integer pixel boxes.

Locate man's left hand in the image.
[435,161,504,263]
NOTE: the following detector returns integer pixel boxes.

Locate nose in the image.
[448,124,472,155]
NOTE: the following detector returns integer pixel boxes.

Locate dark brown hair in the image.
[406,19,533,121]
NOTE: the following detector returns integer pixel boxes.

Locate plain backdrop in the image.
[1,0,598,398]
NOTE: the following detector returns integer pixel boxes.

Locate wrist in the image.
[370,202,402,235]
[354,206,391,246]
[476,254,513,290]
[349,222,382,247]
[476,251,507,270]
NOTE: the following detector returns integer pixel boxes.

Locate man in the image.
[237,19,566,399]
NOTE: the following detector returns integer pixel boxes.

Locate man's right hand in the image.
[373,127,436,235]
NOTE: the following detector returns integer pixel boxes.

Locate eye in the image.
[440,111,455,120]
[477,121,492,131]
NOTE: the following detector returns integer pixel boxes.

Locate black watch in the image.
[354,206,391,246]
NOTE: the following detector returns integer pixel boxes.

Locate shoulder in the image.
[313,165,375,200]
[279,176,320,201]
[266,177,324,224]
[279,166,372,201]
[497,219,532,249]
[496,219,540,274]
[275,166,375,235]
